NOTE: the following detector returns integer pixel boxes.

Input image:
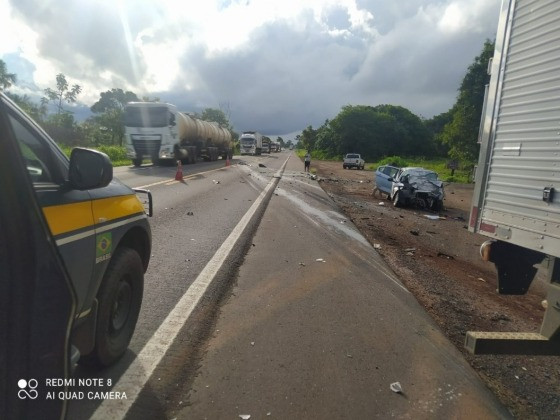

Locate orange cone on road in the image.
[175,160,183,181]
[225,156,230,167]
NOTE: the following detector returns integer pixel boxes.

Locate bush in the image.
[377,155,409,168]
[96,145,128,162]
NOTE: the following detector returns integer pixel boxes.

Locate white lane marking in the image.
[92,156,290,419]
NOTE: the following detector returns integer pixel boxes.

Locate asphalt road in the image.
[66,152,509,419]
[67,153,285,419]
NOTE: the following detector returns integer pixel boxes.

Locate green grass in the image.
[300,151,473,183]
[59,145,132,167]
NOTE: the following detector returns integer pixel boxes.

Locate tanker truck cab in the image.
[1,92,152,368]
[124,102,178,166]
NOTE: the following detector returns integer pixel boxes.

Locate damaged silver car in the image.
[390,167,444,211]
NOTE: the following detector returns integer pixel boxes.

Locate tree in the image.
[91,88,139,113]
[440,40,494,161]
[5,92,47,122]
[0,59,16,91]
[42,73,81,114]
[90,88,140,145]
[201,108,230,127]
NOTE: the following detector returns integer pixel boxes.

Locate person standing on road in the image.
[304,151,311,172]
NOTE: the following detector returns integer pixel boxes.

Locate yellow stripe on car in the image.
[92,195,145,224]
[42,201,94,236]
[43,195,145,237]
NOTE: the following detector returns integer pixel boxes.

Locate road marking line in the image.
[92,156,290,419]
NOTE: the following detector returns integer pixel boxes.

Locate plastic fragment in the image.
[240,415,251,420]
[390,382,403,393]
[316,258,325,262]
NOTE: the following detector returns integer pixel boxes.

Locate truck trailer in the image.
[239,131,263,155]
[124,102,233,166]
[466,0,560,355]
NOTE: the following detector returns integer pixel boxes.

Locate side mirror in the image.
[68,148,113,190]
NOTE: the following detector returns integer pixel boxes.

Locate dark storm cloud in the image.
[167,12,371,135]
[4,0,502,135]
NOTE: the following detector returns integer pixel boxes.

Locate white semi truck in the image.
[466,0,560,355]
[239,131,263,155]
[124,102,233,166]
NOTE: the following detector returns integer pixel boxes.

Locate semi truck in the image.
[239,131,263,155]
[466,0,560,355]
[124,102,233,166]
[262,136,271,154]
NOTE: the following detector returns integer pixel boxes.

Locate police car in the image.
[1,92,152,368]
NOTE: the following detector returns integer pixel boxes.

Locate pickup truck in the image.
[343,153,365,170]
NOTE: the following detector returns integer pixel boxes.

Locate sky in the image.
[0,0,502,138]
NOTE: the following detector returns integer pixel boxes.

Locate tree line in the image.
[297,40,494,164]
[0,63,236,148]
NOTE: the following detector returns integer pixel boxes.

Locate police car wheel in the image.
[85,247,144,368]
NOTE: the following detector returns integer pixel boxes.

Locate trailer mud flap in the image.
[489,240,544,295]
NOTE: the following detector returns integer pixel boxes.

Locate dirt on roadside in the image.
[312,160,560,419]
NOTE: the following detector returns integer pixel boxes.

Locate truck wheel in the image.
[81,247,144,368]
[132,158,142,167]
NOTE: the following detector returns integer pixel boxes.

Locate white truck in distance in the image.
[239,131,263,155]
[343,153,365,170]
[124,102,232,166]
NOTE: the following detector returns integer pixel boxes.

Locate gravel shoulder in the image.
[312,160,560,419]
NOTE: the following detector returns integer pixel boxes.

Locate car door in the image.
[2,96,96,316]
[375,165,399,194]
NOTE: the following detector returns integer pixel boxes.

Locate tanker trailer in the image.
[124,102,232,166]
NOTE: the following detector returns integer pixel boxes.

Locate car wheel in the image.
[393,191,402,207]
[80,247,144,368]
[432,199,443,212]
[343,165,346,169]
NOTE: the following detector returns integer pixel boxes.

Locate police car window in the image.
[8,113,54,184]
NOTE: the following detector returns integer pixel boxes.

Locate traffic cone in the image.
[175,160,183,181]
[225,156,230,167]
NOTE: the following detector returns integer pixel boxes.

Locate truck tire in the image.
[81,247,144,368]
[132,158,142,167]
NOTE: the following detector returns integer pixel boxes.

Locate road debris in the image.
[410,230,420,236]
[212,179,220,184]
[187,211,194,216]
[373,244,381,249]
[390,382,403,394]
[299,262,306,266]
[258,163,266,167]
[239,415,251,420]
[437,252,455,260]
[316,258,326,262]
